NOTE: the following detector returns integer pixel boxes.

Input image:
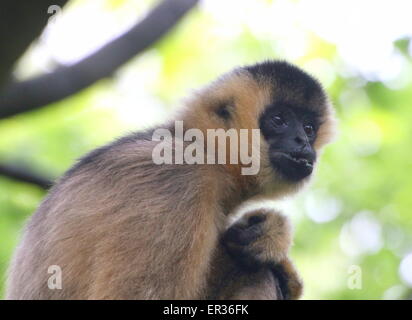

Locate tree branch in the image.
[0,164,53,189]
[0,1,69,87]
[0,0,199,119]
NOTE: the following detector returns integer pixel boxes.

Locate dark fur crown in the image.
[242,60,327,113]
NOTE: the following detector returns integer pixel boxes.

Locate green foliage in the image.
[1,0,411,299]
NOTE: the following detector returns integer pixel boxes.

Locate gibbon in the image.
[6,61,335,299]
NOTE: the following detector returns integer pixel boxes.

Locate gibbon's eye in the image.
[271,115,286,127]
[304,124,314,137]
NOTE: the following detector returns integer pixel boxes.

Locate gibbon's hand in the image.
[222,209,303,299]
[223,209,292,266]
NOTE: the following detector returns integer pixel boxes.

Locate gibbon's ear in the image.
[213,100,235,121]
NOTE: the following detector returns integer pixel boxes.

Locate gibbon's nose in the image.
[290,133,316,163]
[294,135,306,146]
[293,126,310,147]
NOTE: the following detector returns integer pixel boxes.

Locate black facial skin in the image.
[259,102,320,182]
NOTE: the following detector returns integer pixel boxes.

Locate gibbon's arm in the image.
[206,248,281,300]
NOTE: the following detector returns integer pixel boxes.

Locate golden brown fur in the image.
[6,61,335,299]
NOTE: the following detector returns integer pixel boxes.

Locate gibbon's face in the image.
[240,61,334,185]
[259,102,320,182]
[188,61,334,187]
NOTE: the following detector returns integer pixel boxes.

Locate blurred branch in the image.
[0,0,199,119]
[0,164,53,189]
[0,1,69,87]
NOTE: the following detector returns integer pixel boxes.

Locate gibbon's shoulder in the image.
[61,127,159,182]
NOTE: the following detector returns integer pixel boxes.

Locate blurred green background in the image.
[1,0,412,299]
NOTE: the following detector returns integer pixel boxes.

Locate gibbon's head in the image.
[183,60,336,195]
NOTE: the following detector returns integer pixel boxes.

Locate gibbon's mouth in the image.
[278,152,314,168]
[270,151,315,181]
